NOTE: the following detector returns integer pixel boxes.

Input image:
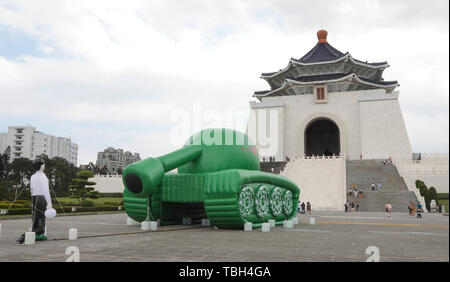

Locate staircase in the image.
[346,159,418,212]
[260,161,287,174]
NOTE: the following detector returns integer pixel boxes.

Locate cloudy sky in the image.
[0,0,448,165]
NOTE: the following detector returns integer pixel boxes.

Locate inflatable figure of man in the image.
[30,157,52,241]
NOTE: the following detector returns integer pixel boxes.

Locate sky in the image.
[0,0,448,165]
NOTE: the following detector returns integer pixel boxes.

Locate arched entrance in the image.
[304,119,340,156]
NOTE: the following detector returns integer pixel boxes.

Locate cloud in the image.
[0,0,448,164]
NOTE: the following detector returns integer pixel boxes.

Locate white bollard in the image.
[157,219,161,227]
[309,217,315,225]
[214,226,219,230]
[244,222,252,231]
[71,207,76,213]
[118,206,122,211]
[284,220,294,229]
[69,228,78,240]
[261,223,270,232]
[141,221,149,231]
[150,221,157,231]
[0,223,2,239]
[283,220,287,228]
[25,232,35,245]
[201,218,211,226]
[293,217,299,225]
[127,217,140,226]
[44,226,47,236]
[182,217,191,225]
[268,219,275,228]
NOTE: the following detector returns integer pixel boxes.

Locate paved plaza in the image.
[0,211,448,262]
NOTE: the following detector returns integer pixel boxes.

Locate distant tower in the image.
[247,30,412,161]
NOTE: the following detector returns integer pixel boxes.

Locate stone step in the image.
[346,159,418,212]
[346,191,418,212]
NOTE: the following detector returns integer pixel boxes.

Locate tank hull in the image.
[123,169,299,229]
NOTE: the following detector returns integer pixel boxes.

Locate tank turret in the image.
[122,128,300,229]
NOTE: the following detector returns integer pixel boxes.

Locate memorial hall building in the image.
[247,30,448,211]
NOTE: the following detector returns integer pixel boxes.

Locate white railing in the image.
[281,154,345,176]
[94,174,122,178]
[392,158,430,212]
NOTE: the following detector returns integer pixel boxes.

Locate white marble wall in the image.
[281,156,346,211]
[248,89,413,161]
[92,175,124,193]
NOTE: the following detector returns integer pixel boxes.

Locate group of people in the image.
[298,202,311,214]
[349,184,363,198]
[371,183,382,192]
[262,156,291,162]
[345,201,359,212]
[262,156,276,162]
[408,201,424,218]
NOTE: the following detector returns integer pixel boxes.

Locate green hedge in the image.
[99,193,123,198]
[4,206,122,215]
[103,201,120,206]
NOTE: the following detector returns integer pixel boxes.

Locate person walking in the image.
[371,183,375,191]
[306,202,312,214]
[408,201,412,216]
[411,202,416,216]
[377,183,382,192]
[356,202,359,212]
[301,202,306,214]
[345,202,348,212]
[385,201,392,218]
[351,201,355,212]
[416,202,423,218]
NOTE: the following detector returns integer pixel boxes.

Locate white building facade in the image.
[96,147,141,174]
[247,30,412,162]
[0,125,78,165]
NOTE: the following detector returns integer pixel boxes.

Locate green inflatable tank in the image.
[122,128,300,229]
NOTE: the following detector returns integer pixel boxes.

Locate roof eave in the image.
[254,74,399,98]
[260,54,388,80]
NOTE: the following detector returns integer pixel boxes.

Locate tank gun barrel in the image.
[123,146,203,196]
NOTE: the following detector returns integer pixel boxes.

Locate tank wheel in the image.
[283,190,293,216]
[255,185,270,218]
[270,187,283,217]
[239,186,254,219]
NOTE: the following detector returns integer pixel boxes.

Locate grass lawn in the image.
[439,199,448,213]
[55,197,122,206]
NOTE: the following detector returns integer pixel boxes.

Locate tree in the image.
[87,162,100,175]
[425,186,438,211]
[0,178,12,201]
[98,165,108,175]
[40,155,77,198]
[9,158,33,201]
[0,150,10,178]
[415,180,428,197]
[69,170,98,204]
